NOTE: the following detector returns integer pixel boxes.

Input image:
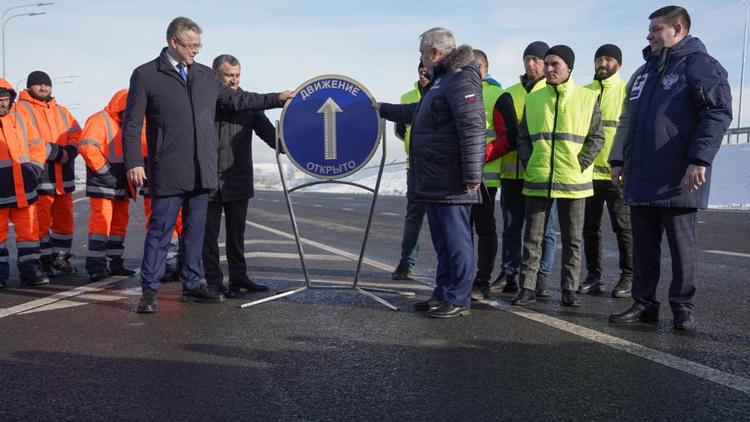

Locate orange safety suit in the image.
[0,79,46,281]
[78,89,136,274]
[15,89,81,260]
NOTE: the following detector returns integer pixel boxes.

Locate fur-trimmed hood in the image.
[433,45,476,77]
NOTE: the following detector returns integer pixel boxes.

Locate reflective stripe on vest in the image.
[522,78,598,199]
[500,78,546,180]
[585,73,627,181]
[482,80,504,188]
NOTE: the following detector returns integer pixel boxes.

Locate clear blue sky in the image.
[3,0,744,162]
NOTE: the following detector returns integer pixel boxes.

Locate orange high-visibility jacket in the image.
[0,79,45,208]
[15,90,81,195]
[79,89,140,200]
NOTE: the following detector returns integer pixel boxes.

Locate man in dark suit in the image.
[202,54,277,298]
[122,17,292,313]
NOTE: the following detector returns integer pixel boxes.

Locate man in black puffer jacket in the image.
[379,27,485,318]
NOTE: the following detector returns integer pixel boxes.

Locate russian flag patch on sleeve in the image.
[464,93,478,103]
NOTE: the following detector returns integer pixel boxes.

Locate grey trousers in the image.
[520,196,586,292]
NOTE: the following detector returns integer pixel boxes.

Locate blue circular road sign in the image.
[280,75,381,179]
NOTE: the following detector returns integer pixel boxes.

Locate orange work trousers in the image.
[36,193,74,258]
[86,197,129,274]
[0,204,42,279]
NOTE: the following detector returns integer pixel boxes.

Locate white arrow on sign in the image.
[317,97,343,160]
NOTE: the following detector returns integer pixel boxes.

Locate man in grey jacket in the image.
[202,54,277,297]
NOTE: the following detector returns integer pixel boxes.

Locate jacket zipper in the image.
[549,85,560,197]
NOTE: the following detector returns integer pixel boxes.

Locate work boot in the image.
[109,259,136,277]
[20,274,50,286]
[611,275,633,298]
[391,264,416,281]
[88,271,109,283]
[502,273,519,293]
[0,279,6,289]
[471,277,490,301]
[428,302,471,318]
[52,255,77,274]
[578,274,603,295]
[561,290,581,307]
[511,288,536,306]
[136,289,158,313]
[39,255,55,278]
[535,273,551,298]
[489,272,509,293]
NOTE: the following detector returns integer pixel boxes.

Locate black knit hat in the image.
[523,41,549,59]
[594,44,622,64]
[545,45,575,69]
[27,70,52,88]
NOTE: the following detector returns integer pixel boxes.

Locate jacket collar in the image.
[549,76,577,95]
[18,89,57,107]
[591,71,622,89]
[432,45,476,78]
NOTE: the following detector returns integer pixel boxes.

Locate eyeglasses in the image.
[174,37,203,52]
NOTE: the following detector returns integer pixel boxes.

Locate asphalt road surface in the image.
[1,189,748,421]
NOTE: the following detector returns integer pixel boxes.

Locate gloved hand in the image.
[99,171,119,188]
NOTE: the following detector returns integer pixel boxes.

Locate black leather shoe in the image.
[471,277,490,301]
[562,289,580,307]
[578,274,603,295]
[209,284,235,299]
[136,289,158,313]
[673,309,696,331]
[391,265,416,281]
[511,288,536,306]
[109,266,136,277]
[428,302,470,318]
[611,275,632,298]
[535,273,551,298]
[182,284,226,303]
[21,274,50,286]
[414,297,443,311]
[89,271,109,283]
[229,277,269,292]
[609,304,659,324]
[52,256,77,274]
[502,273,519,293]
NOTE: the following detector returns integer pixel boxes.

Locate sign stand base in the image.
[240,119,412,311]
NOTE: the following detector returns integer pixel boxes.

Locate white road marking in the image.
[704,250,750,259]
[217,239,294,248]
[487,300,750,396]
[312,204,323,208]
[218,252,346,262]
[0,273,138,319]
[19,287,141,315]
[381,212,399,216]
[340,208,355,211]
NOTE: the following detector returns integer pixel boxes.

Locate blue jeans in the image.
[499,180,557,276]
[398,199,426,271]
[141,190,208,292]
[425,203,474,308]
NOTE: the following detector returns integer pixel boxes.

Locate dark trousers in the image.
[500,179,557,276]
[140,190,208,291]
[583,180,633,279]
[203,198,249,286]
[397,198,426,271]
[470,185,498,281]
[520,197,585,292]
[425,203,474,308]
[630,206,697,313]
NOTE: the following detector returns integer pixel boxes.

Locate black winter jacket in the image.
[211,89,277,203]
[609,36,732,209]
[122,48,283,197]
[379,45,485,204]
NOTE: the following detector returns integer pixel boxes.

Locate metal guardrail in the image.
[724,127,750,144]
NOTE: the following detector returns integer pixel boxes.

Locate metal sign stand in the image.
[240,118,412,311]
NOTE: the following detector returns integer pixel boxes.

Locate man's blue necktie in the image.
[177,63,188,83]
